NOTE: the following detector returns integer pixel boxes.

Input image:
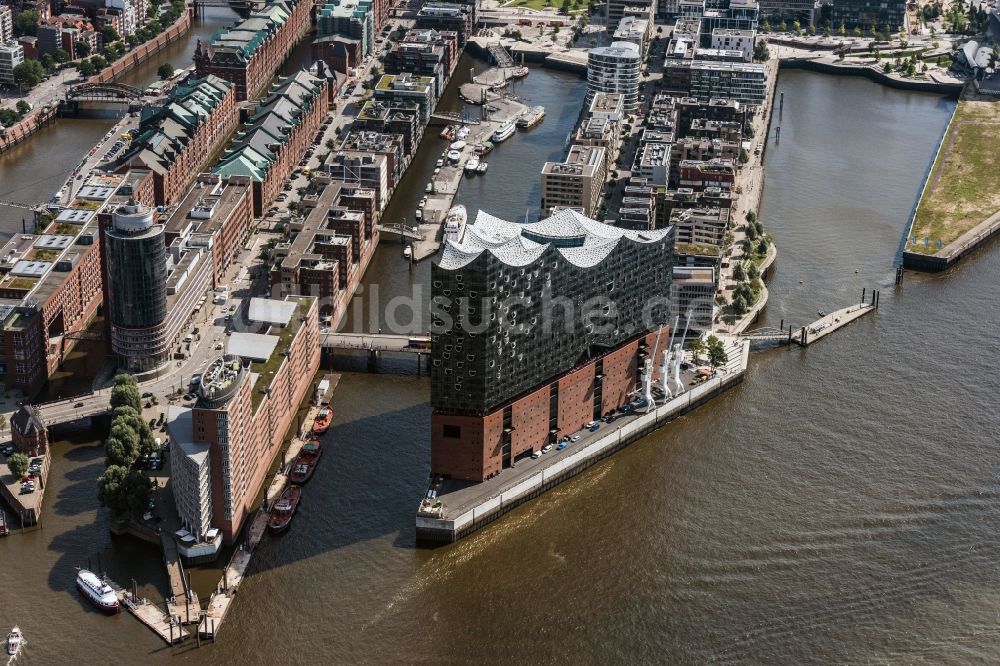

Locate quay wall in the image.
[0,454,51,527]
[778,58,964,96]
[0,11,192,155]
[416,343,750,545]
[92,10,193,84]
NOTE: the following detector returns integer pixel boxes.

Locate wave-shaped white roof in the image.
[438,208,671,270]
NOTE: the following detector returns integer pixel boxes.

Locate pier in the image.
[741,301,877,348]
[410,97,527,261]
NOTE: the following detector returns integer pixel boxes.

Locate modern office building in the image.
[671,266,716,330]
[0,6,12,44]
[757,0,817,22]
[414,3,474,45]
[429,209,675,482]
[710,28,755,61]
[317,0,376,57]
[167,296,320,544]
[830,0,905,30]
[0,41,23,85]
[101,174,254,375]
[607,0,655,30]
[662,60,766,106]
[373,73,437,124]
[540,145,608,218]
[103,200,168,372]
[586,41,641,113]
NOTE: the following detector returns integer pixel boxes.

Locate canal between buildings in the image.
[5,61,1000,663]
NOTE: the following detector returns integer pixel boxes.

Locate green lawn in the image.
[910,100,1000,254]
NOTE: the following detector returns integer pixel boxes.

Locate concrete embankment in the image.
[778,58,963,96]
[417,339,750,545]
[0,11,192,155]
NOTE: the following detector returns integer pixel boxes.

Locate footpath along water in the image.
[6,68,998,665]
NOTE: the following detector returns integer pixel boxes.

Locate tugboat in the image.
[492,119,516,143]
[443,205,467,244]
[290,439,323,485]
[6,626,22,657]
[312,407,332,435]
[76,569,120,614]
[439,125,454,141]
[267,485,302,533]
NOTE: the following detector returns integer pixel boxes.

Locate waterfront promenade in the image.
[418,337,750,543]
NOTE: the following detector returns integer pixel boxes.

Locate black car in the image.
[0,444,14,456]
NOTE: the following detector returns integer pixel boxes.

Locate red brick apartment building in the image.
[168,296,320,542]
[0,173,146,396]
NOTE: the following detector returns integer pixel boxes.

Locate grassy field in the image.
[910,100,1000,254]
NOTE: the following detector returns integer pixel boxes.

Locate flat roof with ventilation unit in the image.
[10,260,52,277]
[248,297,297,326]
[55,209,95,224]
[227,332,280,361]
[76,185,116,200]
[33,235,74,250]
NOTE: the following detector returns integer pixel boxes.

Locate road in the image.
[36,246,263,425]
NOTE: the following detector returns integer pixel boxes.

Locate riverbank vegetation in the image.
[96,374,155,520]
[911,99,1000,253]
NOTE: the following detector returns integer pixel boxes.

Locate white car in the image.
[541,444,553,454]
[531,450,542,459]
[570,435,581,443]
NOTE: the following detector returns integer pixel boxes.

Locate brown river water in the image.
[5,40,998,663]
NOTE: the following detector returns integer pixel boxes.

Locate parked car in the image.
[531,450,542,459]
[556,442,568,451]
[570,435,581,443]
[74,401,84,408]
[141,391,153,399]
[586,421,600,431]
[0,445,14,456]
[541,444,553,454]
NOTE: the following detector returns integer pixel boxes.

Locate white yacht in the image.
[464,156,480,173]
[6,626,22,657]
[492,120,516,143]
[443,205,467,243]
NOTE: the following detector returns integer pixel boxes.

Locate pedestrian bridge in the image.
[320,333,430,353]
[65,82,143,103]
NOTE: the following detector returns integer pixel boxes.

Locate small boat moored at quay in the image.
[6,626,23,657]
[313,407,332,435]
[403,244,413,259]
[464,156,480,173]
[76,569,120,614]
[446,150,462,163]
[290,439,323,485]
[512,66,529,78]
[444,205,467,244]
[439,126,455,141]
[268,485,302,533]
[477,161,488,174]
[492,120,516,143]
